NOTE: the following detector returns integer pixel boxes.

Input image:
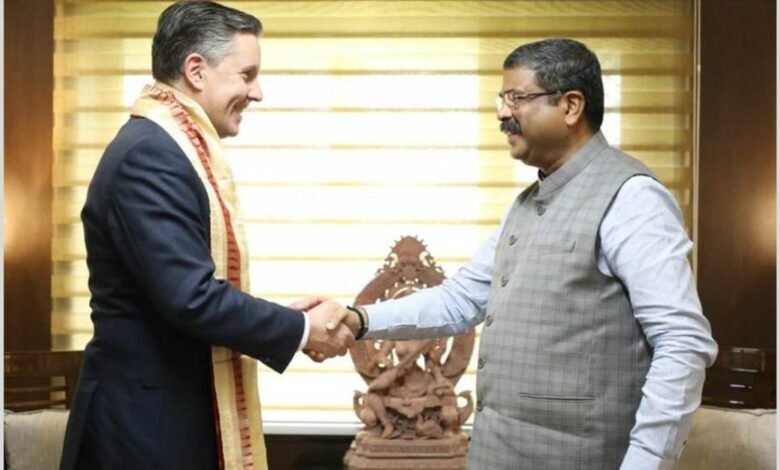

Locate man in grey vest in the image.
[307,38,718,470]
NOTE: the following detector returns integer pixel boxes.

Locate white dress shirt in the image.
[365,175,718,470]
[297,315,310,352]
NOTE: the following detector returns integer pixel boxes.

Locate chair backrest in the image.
[4,350,84,411]
[702,347,776,409]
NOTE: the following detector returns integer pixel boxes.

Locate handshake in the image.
[288,297,367,362]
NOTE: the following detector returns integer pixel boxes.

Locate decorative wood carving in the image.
[344,236,475,470]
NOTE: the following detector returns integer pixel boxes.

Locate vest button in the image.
[477,358,485,369]
[485,315,493,326]
[476,400,484,412]
[500,275,508,287]
[536,204,546,216]
[508,234,517,245]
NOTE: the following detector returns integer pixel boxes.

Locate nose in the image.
[249,79,263,102]
[497,101,512,121]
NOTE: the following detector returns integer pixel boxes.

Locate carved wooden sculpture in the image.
[344,236,475,470]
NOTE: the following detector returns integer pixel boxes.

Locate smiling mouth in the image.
[503,129,523,141]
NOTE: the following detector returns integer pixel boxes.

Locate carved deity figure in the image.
[349,237,475,441]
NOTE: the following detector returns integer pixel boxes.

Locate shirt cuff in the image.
[620,444,677,470]
[296,312,310,352]
[361,304,378,338]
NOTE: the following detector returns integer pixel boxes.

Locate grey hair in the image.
[152,0,262,83]
[504,38,604,132]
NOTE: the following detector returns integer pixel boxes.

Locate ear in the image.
[181,53,209,92]
[561,90,586,127]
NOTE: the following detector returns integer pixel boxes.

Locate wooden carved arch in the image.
[349,236,476,397]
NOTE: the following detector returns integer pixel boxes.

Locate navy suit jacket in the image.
[59,117,305,470]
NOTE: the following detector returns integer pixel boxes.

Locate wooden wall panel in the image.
[697,0,776,350]
[4,0,54,351]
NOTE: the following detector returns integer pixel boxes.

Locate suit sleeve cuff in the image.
[296,312,310,352]
[620,444,677,470]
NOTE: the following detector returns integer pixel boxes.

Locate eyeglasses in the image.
[496,89,562,112]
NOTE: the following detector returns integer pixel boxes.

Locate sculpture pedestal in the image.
[344,431,468,470]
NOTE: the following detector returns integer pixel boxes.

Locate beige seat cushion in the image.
[4,409,69,470]
[677,406,776,470]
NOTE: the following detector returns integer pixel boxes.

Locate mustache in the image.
[500,119,522,135]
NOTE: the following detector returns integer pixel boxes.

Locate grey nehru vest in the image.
[468,132,654,470]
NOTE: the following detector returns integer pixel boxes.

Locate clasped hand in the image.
[288,297,360,362]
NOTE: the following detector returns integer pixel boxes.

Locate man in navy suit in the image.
[59,2,353,469]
